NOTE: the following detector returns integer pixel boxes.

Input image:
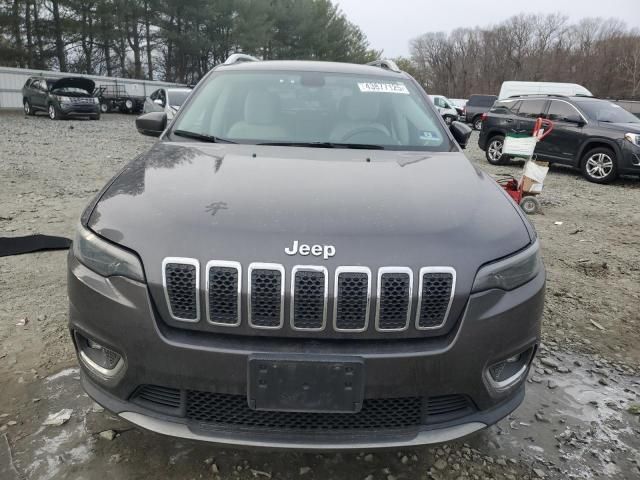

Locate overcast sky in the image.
[335,0,640,58]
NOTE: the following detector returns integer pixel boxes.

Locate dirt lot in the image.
[1,111,639,480]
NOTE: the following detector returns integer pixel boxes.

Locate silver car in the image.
[143,87,193,121]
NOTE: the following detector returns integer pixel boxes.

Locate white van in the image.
[428,95,459,125]
[498,81,592,100]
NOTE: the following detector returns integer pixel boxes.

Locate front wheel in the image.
[100,102,109,113]
[124,99,134,111]
[581,147,618,184]
[486,135,509,165]
[473,116,483,130]
[443,115,455,126]
[24,99,34,116]
[48,103,61,120]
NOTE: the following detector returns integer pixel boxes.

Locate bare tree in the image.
[407,14,640,100]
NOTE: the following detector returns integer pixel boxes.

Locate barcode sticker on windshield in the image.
[358,82,409,94]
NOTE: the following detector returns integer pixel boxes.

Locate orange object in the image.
[533,118,554,140]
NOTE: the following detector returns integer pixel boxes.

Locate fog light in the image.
[75,332,124,378]
[486,347,534,392]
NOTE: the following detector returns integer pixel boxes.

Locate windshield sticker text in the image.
[357,82,409,95]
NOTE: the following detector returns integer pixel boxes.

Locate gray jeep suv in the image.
[68,57,544,449]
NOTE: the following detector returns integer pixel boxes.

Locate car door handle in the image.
[506,119,514,123]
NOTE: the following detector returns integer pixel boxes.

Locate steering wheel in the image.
[337,125,395,143]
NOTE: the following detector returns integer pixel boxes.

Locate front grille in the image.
[132,385,474,432]
[376,269,412,331]
[161,259,457,335]
[249,264,284,328]
[416,269,455,329]
[163,259,199,321]
[187,391,422,430]
[291,268,327,330]
[206,262,240,326]
[72,97,95,104]
[334,269,371,331]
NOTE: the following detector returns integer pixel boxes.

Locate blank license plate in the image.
[247,355,365,413]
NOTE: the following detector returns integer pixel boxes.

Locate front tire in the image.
[581,147,618,184]
[24,99,34,116]
[100,102,109,114]
[48,103,60,120]
[473,116,483,130]
[486,135,508,165]
[443,115,455,126]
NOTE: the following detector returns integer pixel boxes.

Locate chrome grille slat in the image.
[248,263,285,329]
[290,266,328,331]
[415,267,456,330]
[333,267,371,332]
[206,260,241,326]
[375,267,413,332]
[162,257,200,322]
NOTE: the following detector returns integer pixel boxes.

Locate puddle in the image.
[496,349,640,479]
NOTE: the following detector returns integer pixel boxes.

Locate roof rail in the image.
[222,53,260,66]
[508,94,574,99]
[366,59,401,73]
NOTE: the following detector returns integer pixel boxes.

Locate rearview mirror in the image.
[450,121,472,149]
[136,112,167,137]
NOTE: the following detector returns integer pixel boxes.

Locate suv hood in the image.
[89,142,531,293]
[598,122,640,134]
[50,77,95,94]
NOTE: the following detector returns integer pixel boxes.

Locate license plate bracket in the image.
[247,355,365,413]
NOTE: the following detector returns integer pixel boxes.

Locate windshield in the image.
[52,87,90,95]
[168,90,191,107]
[172,70,451,150]
[577,100,640,124]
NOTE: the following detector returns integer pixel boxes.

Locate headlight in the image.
[624,133,640,146]
[93,97,100,104]
[57,95,71,103]
[73,224,144,281]
[472,241,542,293]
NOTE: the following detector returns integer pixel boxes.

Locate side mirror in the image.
[136,112,167,137]
[450,121,472,149]
[563,114,585,126]
[153,98,164,106]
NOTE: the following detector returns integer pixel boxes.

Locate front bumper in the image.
[59,102,100,116]
[620,139,640,174]
[68,255,544,448]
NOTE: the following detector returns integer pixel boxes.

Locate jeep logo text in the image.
[285,240,335,260]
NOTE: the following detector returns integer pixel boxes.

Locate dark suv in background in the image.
[464,94,498,130]
[479,95,640,183]
[22,76,100,120]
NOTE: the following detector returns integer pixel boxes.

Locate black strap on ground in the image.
[0,235,72,257]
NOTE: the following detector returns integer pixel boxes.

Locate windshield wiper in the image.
[173,130,236,144]
[257,141,384,150]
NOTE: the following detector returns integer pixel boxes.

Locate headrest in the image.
[244,90,280,125]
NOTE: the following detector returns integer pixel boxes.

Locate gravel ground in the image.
[0,111,639,480]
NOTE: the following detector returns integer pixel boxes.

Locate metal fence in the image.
[0,66,182,109]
